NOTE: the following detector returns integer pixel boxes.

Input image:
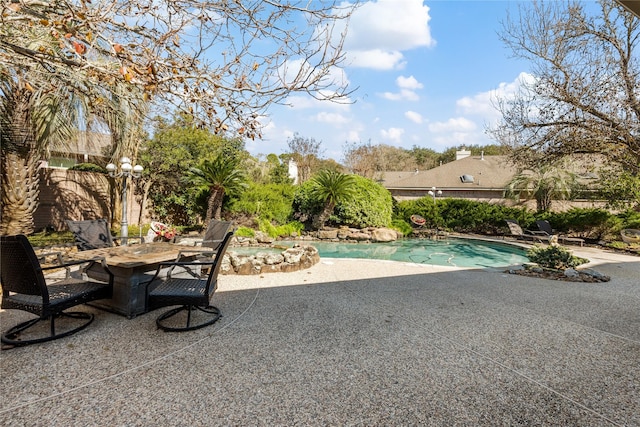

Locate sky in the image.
[244,0,536,162]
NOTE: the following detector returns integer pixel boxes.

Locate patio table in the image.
[68,242,190,318]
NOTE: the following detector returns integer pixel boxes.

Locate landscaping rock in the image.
[371,228,398,242]
[564,268,579,277]
[263,253,285,265]
[222,245,319,275]
[255,231,275,244]
[507,266,610,282]
[348,231,371,241]
[317,229,338,240]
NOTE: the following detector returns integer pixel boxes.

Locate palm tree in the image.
[0,71,86,234]
[309,170,357,229]
[184,156,247,223]
[504,161,580,212]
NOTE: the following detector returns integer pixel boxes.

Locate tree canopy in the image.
[491,0,640,175]
[1,0,356,137]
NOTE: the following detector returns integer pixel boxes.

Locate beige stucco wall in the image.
[34,168,145,231]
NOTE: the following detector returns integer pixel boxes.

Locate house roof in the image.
[381,153,606,192]
[619,1,640,17]
[382,155,517,191]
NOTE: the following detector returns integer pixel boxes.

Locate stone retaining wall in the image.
[221,245,320,275]
[35,227,398,276]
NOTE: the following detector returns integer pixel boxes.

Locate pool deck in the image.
[1,244,639,425]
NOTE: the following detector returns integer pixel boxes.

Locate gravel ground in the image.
[1,245,639,426]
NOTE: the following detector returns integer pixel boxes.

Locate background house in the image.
[382,153,516,202]
[381,151,605,211]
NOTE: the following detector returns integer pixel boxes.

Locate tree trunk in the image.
[0,150,39,235]
[0,89,39,235]
[214,189,225,220]
[205,187,221,224]
[312,201,335,230]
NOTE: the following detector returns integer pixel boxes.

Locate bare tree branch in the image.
[1,0,358,139]
[490,0,640,173]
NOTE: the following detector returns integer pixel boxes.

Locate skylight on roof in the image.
[460,174,474,183]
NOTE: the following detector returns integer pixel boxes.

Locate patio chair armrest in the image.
[174,248,218,260]
[41,257,93,270]
[41,256,114,283]
[186,238,224,247]
[37,251,71,278]
[144,259,218,285]
[158,260,217,268]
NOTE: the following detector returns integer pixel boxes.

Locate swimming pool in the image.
[232,237,529,268]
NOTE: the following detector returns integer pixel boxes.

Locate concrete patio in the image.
[1,245,639,425]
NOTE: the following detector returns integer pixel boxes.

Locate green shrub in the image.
[227,183,296,224]
[542,208,613,239]
[257,218,278,237]
[235,226,255,238]
[273,221,304,237]
[293,175,393,228]
[256,219,304,238]
[395,198,534,235]
[28,231,74,247]
[126,223,152,237]
[68,163,107,173]
[526,245,588,270]
[617,209,640,229]
[390,219,412,236]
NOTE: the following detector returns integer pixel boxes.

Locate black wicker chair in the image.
[145,231,234,332]
[175,220,232,258]
[67,219,141,250]
[0,235,113,347]
[504,219,547,243]
[169,220,233,278]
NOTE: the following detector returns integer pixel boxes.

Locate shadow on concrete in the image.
[1,258,638,425]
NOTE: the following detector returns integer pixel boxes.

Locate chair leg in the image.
[156,305,221,332]
[1,312,94,347]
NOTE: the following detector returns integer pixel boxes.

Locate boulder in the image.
[371,228,398,242]
[337,228,351,239]
[283,247,305,264]
[564,268,579,277]
[255,231,275,244]
[348,232,371,241]
[317,229,338,240]
[264,253,285,265]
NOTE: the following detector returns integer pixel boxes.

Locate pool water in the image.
[233,238,528,268]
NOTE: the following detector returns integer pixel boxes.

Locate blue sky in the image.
[245,0,536,162]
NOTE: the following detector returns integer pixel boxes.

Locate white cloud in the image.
[380,75,423,101]
[345,130,361,142]
[428,117,477,134]
[380,127,405,144]
[382,89,419,101]
[345,0,434,51]
[347,49,406,70]
[431,132,475,147]
[397,75,423,90]
[456,72,534,121]
[426,117,481,148]
[340,0,434,69]
[405,111,423,124]
[246,119,287,155]
[315,112,350,125]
